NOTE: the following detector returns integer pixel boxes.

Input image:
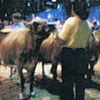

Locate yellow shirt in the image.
[59,16,92,49]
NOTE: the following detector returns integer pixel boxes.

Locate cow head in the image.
[25,17,57,39]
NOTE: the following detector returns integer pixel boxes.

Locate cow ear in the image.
[24,22,32,29]
[33,22,44,32]
[23,21,27,26]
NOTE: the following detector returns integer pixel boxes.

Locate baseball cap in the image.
[12,12,22,19]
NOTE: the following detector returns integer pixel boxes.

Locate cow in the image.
[87,29,100,81]
[0,18,54,100]
[34,25,63,80]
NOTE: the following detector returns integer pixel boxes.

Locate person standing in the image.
[9,12,25,29]
[0,17,4,30]
[3,17,10,28]
[58,1,92,100]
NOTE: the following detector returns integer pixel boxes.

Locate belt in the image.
[63,47,85,51]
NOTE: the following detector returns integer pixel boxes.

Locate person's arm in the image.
[57,37,65,45]
[58,18,74,45]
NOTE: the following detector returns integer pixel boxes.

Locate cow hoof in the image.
[30,91,36,97]
[19,92,26,100]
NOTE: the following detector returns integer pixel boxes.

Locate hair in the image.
[73,1,90,20]
[12,12,22,20]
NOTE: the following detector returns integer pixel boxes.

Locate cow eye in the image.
[33,22,40,30]
[45,27,50,32]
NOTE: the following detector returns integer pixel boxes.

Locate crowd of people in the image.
[0,12,25,30]
[0,1,100,100]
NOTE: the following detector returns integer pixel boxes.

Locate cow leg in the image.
[0,79,1,84]
[41,62,46,78]
[51,62,58,80]
[87,56,98,81]
[87,60,95,81]
[9,67,13,79]
[0,66,1,84]
[17,64,25,100]
[29,58,38,97]
[9,65,17,80]
[29,69,36,98]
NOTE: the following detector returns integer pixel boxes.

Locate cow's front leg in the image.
[28,58,38,97]
[9,65,17,80]
[51,62,58,80]
[29,69,36,98]
[17,65,25,100]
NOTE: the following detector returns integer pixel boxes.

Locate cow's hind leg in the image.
[9,66,15,80]
[9,65,18,80]
[87,56,98,81]
[87,61,94,81]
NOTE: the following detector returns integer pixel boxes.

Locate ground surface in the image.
[0,61,100,100]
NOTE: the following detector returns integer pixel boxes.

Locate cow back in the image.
[0,28,33,64]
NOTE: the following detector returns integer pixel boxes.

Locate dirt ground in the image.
[0,62,100,100]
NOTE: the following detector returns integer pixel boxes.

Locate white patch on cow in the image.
[88,64,91,69]
[1,60,4,65]
[19,92,26,100]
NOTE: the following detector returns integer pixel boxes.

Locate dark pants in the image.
[60,47,89,100]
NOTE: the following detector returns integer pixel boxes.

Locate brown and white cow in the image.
[35,25,63,80]
[0,18,54,99]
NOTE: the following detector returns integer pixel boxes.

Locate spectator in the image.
[0,18,4,30]
[92,20,100,30]
[9,12,25,29]
[3,17,10,28]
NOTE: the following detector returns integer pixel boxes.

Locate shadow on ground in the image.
[33,75,100,100]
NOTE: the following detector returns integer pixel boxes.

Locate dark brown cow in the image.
[87,30,100,80]
[0,18,53,99]
[37,29,100,82]
[36,25,63,80]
